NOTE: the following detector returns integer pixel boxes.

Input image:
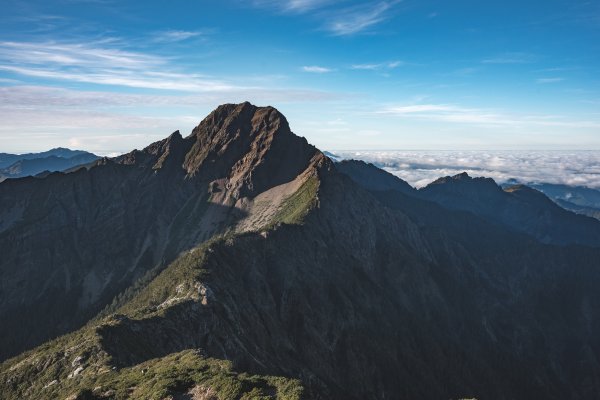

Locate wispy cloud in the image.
[249,0,400,36]
[0,84,341,154]
[536,77,564,84]
[482,52,537,64]
[252,0,340,13]
[0,40,237,91]
[153,30,208,42]
[0,41,161,68]
[302,65,334,73]
[327,1,400,36]
[382,104,457,114]
[0,85,339,108]
[379,103,600,128]
[351,60,404,70]
[0,65,234,92]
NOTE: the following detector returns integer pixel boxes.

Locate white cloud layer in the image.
[332,150,600,189]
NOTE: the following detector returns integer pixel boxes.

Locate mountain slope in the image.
[2,104,600,399]
[335,159,415,194]
[555,198,600,220]
[523,182,600,220]
[524,181,600,209]
[0,102,325,361]
[420,172,600,246]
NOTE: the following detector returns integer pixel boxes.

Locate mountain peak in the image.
[504,183,557,206]
[427,171,498,189]
[111,102,324,201]
[183,102,324,198]
[191,102,292,144]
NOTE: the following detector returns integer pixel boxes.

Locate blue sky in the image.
[0,0,599,154]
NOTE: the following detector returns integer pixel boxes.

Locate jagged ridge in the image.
[3,104,600,400]
[0,102,328,362]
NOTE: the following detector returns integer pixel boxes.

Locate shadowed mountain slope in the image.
[0,102,325,361]
[335,159,415,194]
[2,104,600,400]
[420,172,600,246]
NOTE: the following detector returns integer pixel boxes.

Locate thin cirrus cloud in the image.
[0,85,339,109]
[302,65,334,73]
[252,0,338,13]
[482,52,537,64]
[0,41,162,68]
[0,65,236,92]
[327,1,399,36]
[0,40,238,92]
[379,104,600,128]
[303,61,404,73]
[152,30,209,42]
[0,39,343,94]
[351,61,404,70]
[251,0,400,35]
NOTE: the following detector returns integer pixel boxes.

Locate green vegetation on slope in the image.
[0,175,322,399]
[115,241,211,319]
[1,343,302,400]
[269,174,319,227]
[0,248,304,400]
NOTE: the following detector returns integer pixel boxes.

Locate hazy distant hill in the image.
[0,148,99,182]
[0,148,93,168]
[420,173,600,246]
[2,103,600,399]
[502,179,600,220]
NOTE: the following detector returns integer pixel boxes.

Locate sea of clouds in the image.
[330,150,600,189]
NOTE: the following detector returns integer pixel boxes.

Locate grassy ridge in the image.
[269,174,319,227]
[0,175,322,399]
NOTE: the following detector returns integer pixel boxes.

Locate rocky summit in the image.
[1,103,600,399]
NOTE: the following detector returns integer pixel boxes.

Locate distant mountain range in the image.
[502,180,600,220]
[1,103,600,399]
[0,148,99,182]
